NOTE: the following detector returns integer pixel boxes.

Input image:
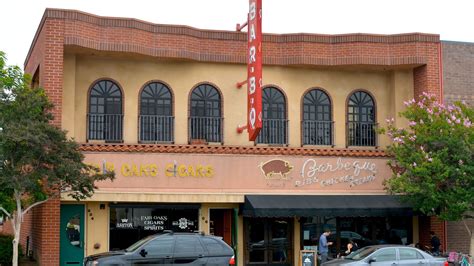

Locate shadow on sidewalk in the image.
[19,257,38,266]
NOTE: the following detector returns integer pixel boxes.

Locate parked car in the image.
[83,231,235,265]
[322,245,446,266]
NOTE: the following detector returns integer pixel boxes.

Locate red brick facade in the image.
[442,41,474,106]
[442,41,474,255]
[31,199,60,265]
[26,9,442,102]
[418,216,447,253]
[447,220,474,254]
[22,8,444,265]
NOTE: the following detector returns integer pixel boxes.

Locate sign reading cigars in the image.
[247,0,262,141]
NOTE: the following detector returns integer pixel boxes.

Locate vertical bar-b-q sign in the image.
[247,0,262,141]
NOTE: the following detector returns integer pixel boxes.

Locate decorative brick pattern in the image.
[25,9,441,102]
[79,143,388,157]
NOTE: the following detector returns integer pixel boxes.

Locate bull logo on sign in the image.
[258,159,293,180]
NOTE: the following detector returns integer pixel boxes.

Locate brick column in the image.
[413,43,442,101]
[418,216,447,253]
[32,199,61,266]
[25,16,65,265]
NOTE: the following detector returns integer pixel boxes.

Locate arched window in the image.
[189,84,222,143]
[347,91,377,146]
[257,87,287,144]
[139,82,174,143]
[302,89,333,145]
[87,79,123,142]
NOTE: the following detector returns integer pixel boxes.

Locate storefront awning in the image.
[242,195,413,217]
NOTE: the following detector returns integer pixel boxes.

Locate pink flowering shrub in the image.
[383,93,473,220]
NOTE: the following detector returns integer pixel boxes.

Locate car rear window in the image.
[346,246,377,260]
[175,236,205,254]
[201,237,232,256]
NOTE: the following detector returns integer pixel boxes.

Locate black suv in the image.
[84,231,235,265]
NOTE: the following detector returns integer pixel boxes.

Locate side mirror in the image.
[368,258,377,264]
[139,249,148,257]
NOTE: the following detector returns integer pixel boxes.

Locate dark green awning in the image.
[242,195,413,217]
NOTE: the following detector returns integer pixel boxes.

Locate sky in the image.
[1,0,473,68]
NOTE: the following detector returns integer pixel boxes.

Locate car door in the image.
[130,235,175,265]
[368,248,398,266]
[173,235,208,265]
[398,248,429,266]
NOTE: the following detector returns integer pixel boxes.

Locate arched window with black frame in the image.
[302,89,333,145]
[189,84,222,143]
[139,82,174,143]
[257,87,287,145]
[87,79,123,142]
[347,91,377,146]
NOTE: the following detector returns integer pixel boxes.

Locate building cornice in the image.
[25,8,440,67]
[79,143,389,158]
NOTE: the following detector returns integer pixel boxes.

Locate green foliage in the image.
[0,51,115,214]
[0,234,22,265]
[383,93,474,221]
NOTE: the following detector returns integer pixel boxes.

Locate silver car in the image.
[323,245,446,266]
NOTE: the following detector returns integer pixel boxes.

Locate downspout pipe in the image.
[438,41,444,103]
[438,41,447,253]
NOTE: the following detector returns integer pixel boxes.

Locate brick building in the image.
[442,41,474,255]
[17,8,447,265]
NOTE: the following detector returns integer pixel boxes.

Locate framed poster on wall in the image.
[300,250,317,266]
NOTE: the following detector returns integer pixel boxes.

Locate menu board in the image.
[300,250,317,266]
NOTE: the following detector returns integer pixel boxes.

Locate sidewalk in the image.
[19,258,37,266]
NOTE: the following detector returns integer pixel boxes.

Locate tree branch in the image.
[0,206,11,218]
[22,198,49,216]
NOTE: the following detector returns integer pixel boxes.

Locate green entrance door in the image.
[60,204,85,266]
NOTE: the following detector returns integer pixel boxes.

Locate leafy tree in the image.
[383,93,473,253]
[0,51,115,266]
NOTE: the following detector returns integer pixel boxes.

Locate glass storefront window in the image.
[301,216,412,258]
[245,218,292,266]
[110,205,199,250]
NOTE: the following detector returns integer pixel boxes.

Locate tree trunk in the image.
[12,218,21,266]
[462,220,473,256]
[12,191,22,266]
[470,229,474,256]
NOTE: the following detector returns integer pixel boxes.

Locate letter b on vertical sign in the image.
[247,0,262,141]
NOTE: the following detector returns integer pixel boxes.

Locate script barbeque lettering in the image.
[296,158,377,187]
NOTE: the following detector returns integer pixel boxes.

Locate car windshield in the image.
[345,246,377,260]
[125,235,155,252]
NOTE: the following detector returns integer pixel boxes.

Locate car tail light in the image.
[229,255,235,265]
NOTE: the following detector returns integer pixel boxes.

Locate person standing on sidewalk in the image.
[319,229,333,264]
[430,231,441,256]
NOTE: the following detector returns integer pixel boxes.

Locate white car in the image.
[322,245,446,266]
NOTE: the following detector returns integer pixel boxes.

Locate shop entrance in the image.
[60,204,84,266]
[210,209,233,245]
[245,218,293,266]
